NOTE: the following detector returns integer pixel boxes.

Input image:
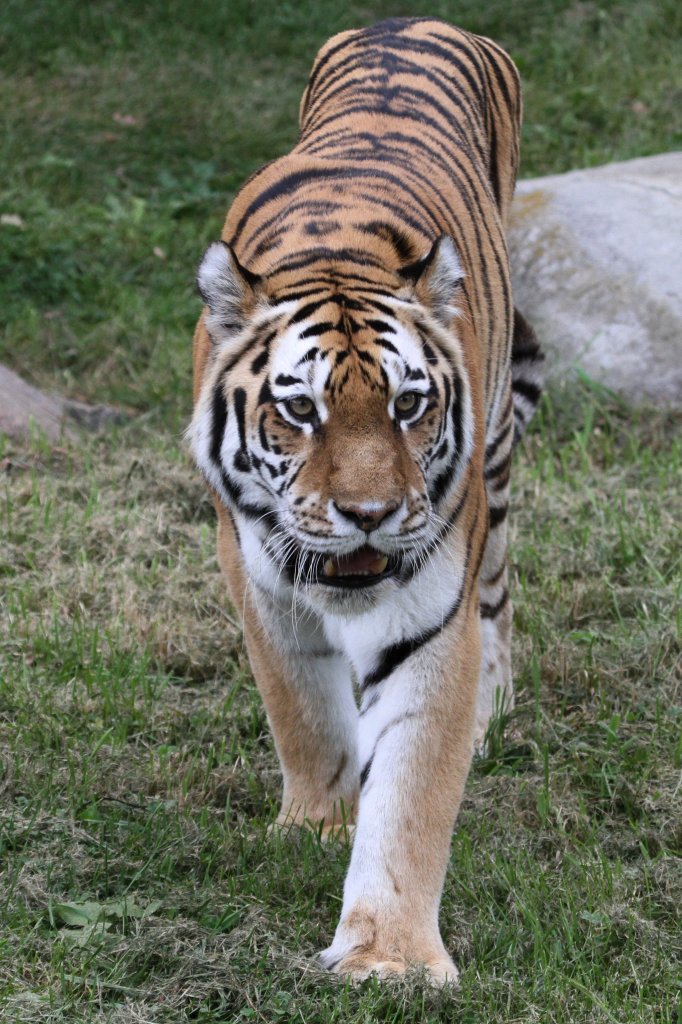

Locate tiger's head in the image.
[188,236,475,610]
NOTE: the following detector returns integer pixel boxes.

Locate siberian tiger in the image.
[188,17,543,984]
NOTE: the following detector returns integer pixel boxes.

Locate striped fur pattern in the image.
[189,17,542,985]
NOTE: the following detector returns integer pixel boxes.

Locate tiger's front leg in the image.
[244,601,360,835]
[216,512,360,834]
[320,600,480,984]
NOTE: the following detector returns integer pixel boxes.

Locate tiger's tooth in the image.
[375,555,389,573]
[323,558,337,577]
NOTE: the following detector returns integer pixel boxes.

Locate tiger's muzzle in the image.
[284,543,402,590]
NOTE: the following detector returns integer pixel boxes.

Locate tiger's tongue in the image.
[325,547,388,577]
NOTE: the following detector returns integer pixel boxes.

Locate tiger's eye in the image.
[286,396,316,420]
[394,392,420,417]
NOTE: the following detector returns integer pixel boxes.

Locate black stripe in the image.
[483,561,506,587]
[359,711,420,790]
[250,348,269,375]
[512,345,543,363]
[491,467,511,493]
[488,504,508,529]
[249,329,277,376]
[513,379,541,404]
[295,346,320,365]
[258,411,270,451]
[365,319,396,335]
[360,756,374,788]
[274,247,387,275]
[362,586,464,690]
[359,692,380,717]
[485,421,512,462]
[451,372,464,460]
[257,378,273,407]
[432,438,448,464]
[300,321,334,339]
[210,377,228,469]
[348,189,434,239]
[429,453,458,506]
[480,588,509,619]
[357,222,417,263]
[269,286,331,305]
[363,297,400,317]
[486,114,501,208]
[484,452,511,481]
[232,387,251,472]
[288,298,329,325]
[374,337,400,356]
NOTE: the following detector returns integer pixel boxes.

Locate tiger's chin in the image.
[307,577,395,616]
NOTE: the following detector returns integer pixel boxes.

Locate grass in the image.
[1,1,681,1021]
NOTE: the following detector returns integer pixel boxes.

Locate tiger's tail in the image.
[511,308,544,444]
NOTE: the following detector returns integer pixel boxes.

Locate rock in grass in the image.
[509,152,682,407]
[0,364,127,441]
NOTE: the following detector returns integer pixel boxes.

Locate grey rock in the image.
[0,364,127,441]
[509,152,682,406]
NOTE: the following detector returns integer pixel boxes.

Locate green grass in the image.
[1,1,681,1021]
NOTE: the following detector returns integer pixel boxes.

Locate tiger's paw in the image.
[320,912,458,987]
[271,804,356,844]
[320,945,458,987]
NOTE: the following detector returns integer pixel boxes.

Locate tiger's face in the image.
[189,238,474,607]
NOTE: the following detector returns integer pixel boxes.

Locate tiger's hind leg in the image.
[476,409,514,749]
[476,309,543,747]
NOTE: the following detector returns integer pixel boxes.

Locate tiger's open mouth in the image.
[294,545,399,588]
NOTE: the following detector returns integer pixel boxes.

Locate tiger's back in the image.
[190,17,541,985]
[220,19,519,411]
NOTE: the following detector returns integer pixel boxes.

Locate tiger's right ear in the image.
[197,241,264,345]
[398,235,464,326]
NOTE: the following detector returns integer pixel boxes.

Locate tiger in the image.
[188,16,543,985]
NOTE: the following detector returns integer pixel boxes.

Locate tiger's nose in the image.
[333,499,401,531]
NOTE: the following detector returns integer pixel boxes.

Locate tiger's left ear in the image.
[197,240,265,346]
[399,235,464,325]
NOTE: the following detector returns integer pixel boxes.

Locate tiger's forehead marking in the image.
[268,291,431,406]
